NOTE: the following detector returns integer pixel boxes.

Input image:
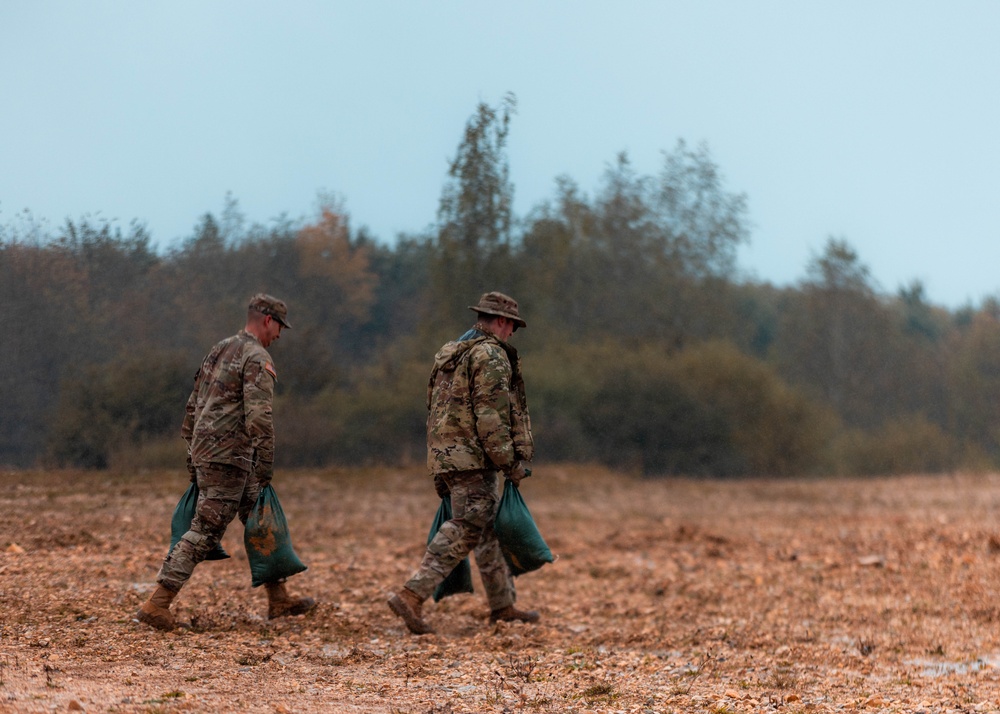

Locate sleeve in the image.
[244,353,276,482]
[469,343,516,471]
[181,368,200,446]
[510,362,535,462]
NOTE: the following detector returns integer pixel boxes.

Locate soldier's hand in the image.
[506,461,529,487]
[434,474,449,499]
[187,456,197,484]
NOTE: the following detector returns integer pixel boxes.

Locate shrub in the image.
[582,368,737,476]
[668,341,837,476]
[836,415,961,475]
[280,352,427,467]
[547,339,835,477]
[47,352,190,468]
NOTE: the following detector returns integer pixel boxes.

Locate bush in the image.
[279,352,427,467]
[836,415,961,475]
[582,368,736,476]
[668,341,837,476]
[274,395,345,468]
[47,352,190,468]
[522,340,603,462]
[545,339,835,477]
[109,434,187,472]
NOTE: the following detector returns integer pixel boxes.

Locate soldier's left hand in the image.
[187,456,197,484]
[434,474,449,499]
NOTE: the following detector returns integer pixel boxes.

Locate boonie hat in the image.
[468,291,526,329]
[249,293,292,328]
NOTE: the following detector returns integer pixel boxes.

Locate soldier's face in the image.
[496,317,515,341]
[260,315,283,347]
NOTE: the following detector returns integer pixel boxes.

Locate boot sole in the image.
[268,598,318,619]
[136,609,175,632]
[490,610,540,624]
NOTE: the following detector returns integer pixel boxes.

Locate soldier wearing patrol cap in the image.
[388,291,539,634]
[136,293,315,630]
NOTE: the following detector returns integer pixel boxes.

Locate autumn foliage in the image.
[3,97,998,476]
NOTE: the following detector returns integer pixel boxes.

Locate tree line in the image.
[4,94,999,477]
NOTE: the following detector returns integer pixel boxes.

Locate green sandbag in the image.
[494,480,554,576]
[245,484,308,588]
[169,483,230,560]
[427,495,475,602]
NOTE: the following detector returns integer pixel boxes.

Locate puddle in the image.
[907,654,1000,677]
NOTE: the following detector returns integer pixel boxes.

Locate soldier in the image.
[388,291,539,634]
[136,294,315,631]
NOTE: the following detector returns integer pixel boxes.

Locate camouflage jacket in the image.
[182,330,277,480]
[426,329,534,475]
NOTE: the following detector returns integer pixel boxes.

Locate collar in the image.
[471,321,507,342]
[240,329,263,345]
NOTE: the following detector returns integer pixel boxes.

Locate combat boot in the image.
[265,581,317,619]
[136,585,179,631]
[388,587,434,634]
[490,604,540,624]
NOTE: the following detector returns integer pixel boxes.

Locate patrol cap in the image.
[468,291,526,329]
[248,293,292,328]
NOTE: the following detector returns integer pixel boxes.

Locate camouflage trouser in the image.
[157,462,260,592]
[404,469,515,611]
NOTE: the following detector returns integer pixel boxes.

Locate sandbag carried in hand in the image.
[427,495,475,602]
[169,483,230,560]
[494,479,554,576]
[245,484,308,587]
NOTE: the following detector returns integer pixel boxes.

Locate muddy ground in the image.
[4,465,1000,713]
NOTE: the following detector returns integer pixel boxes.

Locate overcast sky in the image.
[2,1,998,307]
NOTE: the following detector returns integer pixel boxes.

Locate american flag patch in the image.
[264,361,277,379]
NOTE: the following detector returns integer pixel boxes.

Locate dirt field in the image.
[4,466,1000,713]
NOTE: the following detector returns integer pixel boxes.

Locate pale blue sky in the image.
[2,1,998,307]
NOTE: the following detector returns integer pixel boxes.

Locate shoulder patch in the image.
[264,361,277,379]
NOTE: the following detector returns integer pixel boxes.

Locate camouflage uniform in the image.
[138,294,313,632]
[404,321,534,610]
[158,462,261,591]
[158,325,281,592]
[426,332,533,474]
[183,329,277,479]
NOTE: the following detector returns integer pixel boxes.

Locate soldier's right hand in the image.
[255,462,273,490]
[187,456,197,484]
[434,474,449,499]
[506,461,528,487]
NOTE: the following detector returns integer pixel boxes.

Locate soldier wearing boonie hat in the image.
[388,291,538,634]
[136,293,314,631]
[467,291,526,329]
